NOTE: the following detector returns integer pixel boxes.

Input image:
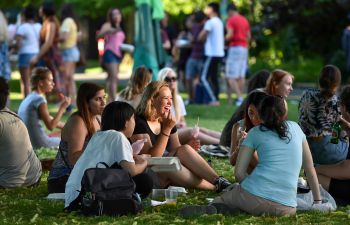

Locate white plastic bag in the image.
[297,185,337,212]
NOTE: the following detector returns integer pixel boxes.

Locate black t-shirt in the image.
[133,115,177,146]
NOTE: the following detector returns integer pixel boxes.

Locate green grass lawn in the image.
[1,80,350,225]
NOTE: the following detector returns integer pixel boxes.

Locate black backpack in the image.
[67,162,142,216]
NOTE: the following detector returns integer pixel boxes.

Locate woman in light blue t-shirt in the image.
[180,95,322,217]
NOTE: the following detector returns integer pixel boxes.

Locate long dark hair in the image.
[258,95,289,141]
[101,101,135,131]
[76,83,104,136]
[244,91,269,131]
[319,65,341,99]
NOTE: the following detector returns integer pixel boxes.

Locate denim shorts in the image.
[307,136,349,165]
[186,57,203,79]
[61,46,80,62]
[18,53,36,68]
[225,46,248,78]
[102,50,122,64]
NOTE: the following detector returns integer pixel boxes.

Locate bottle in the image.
[330,122,341,144]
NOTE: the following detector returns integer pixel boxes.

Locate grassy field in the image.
[1,79,350,225]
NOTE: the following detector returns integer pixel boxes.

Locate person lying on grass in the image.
[65,101,154,207]
[130,81,230,192]
[180,95,321,217]
[48,83,105,193]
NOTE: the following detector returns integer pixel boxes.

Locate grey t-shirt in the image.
[18,92,60,149]
[0,108,42,187]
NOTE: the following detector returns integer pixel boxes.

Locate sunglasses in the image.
[164,77,177,82]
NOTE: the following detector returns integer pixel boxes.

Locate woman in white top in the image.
[158,67,221,148]
[18,67,71,149]
[15,5,41,96]
[65,101,153,207]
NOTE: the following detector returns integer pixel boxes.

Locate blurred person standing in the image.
[30,2,62,94]
[97,8,125,103]
[60,3,80,110]
[185,11,206,104]
[15,5,41,96]
[199,2,224,106]
[225,3,250,106]
[0,10,11,81]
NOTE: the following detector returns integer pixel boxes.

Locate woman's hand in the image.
[340,115,350,132]
[58,93,71,109]
[161,111,176,134]
[188,138,200,151]
[29,55,39,68]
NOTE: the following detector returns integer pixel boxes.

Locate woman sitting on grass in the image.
[316,85,350,206]
[18,67,71,149]
[117,66,152,108]
[48,83,105,193]
[131,81,230,192]
[299,65,348,165]
[157,67,221,147]
[181,95,321,216]
[65,101,154,207]
[229,91,268,171]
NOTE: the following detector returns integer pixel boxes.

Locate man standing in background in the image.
[199,2,224,106]
[225,3,250,106]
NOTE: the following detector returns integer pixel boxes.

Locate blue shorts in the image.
[186,57,203,79]
[308,136,349,165]
[102,50,122,64]
[225,46,248,78]
[61,46,80,62]
[18,53,36,68]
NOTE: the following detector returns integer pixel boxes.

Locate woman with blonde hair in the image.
[157,67,221,146]
[117,66,152,108]
[131,81,230,191]
[18,67,71,149]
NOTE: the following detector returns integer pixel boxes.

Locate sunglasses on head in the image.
[164,77,177,82]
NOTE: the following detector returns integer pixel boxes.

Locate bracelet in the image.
[313,199,322,202]
[161,131,170,137]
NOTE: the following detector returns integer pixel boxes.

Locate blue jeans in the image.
[307,136,349,165]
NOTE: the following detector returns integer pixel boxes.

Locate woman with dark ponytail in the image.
[180,95,322,216]
[299,65,348,165]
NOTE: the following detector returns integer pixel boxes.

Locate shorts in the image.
[61,46,80,62]
[212,183,296,216]
[329,178,350,206]
[225,46,248,78]
[186,57,203,79]
[18,53,36,68]
[102,50,122,64]
[307,136,349,165]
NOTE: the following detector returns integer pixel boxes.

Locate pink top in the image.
[104,30,125,57]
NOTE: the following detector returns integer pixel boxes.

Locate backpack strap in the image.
[96,162,109,168]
